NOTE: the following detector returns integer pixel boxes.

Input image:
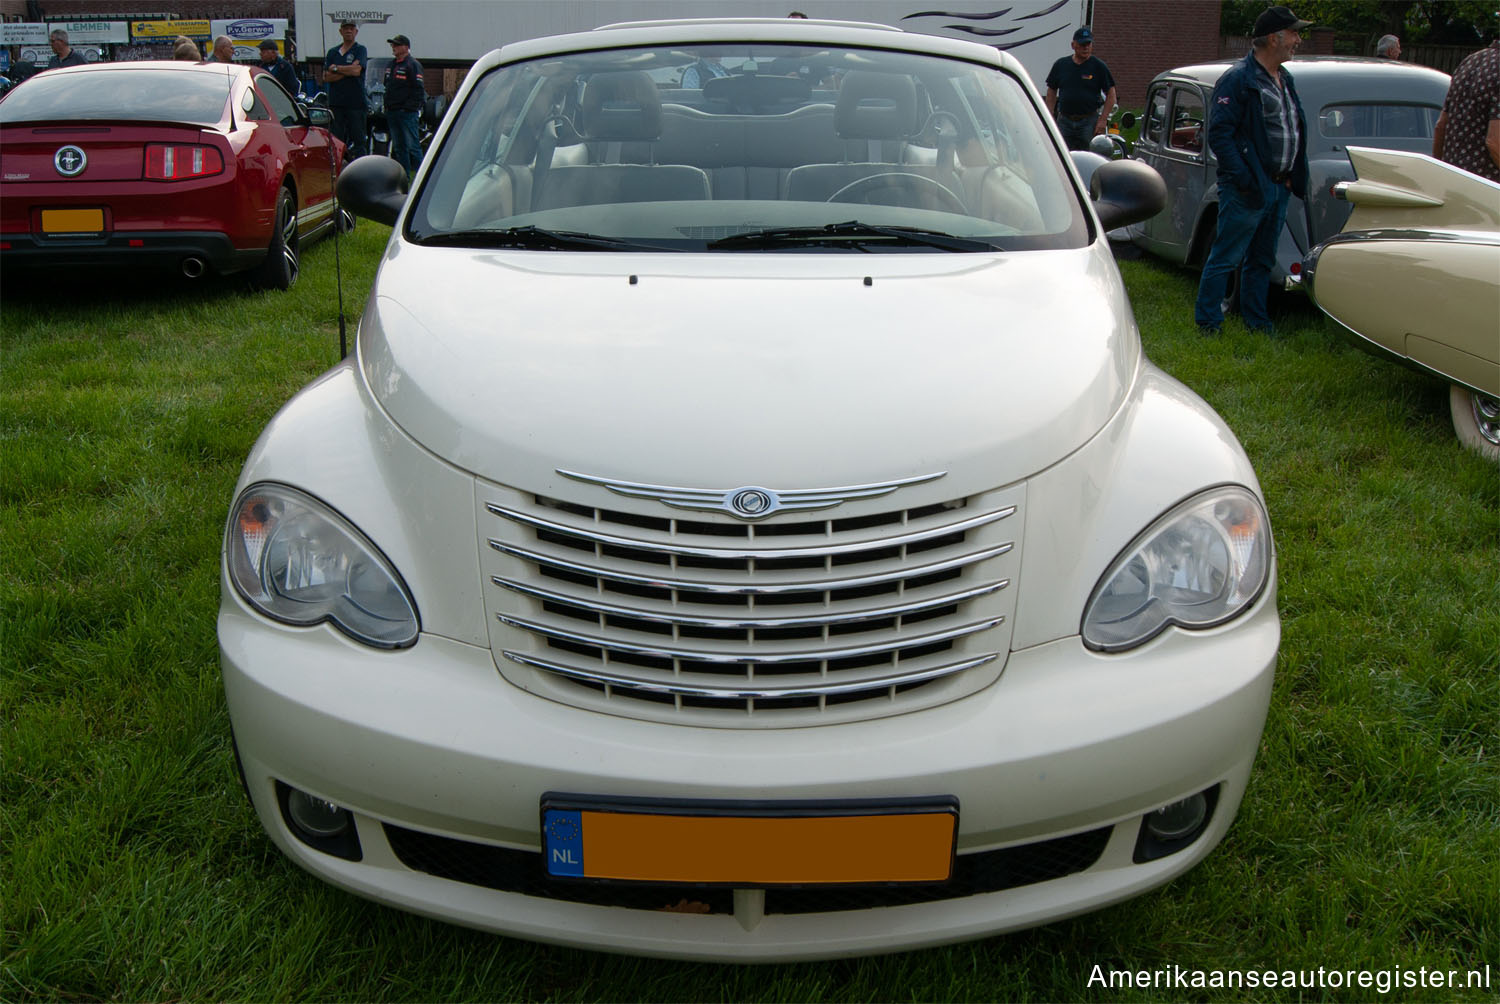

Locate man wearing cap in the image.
[1193,5,1311,335]
[384,35,426,178]
[1045,28,1117,151]
[258,40,299,96]
[325,20,369,159]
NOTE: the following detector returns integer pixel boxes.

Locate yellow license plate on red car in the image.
[41,209,104,234]
[541,794,957,885]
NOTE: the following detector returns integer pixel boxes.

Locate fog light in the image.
[275,780,363,861]
[1133,784,1219,863]
[287,789,349,838]
[1145,794,1207,841]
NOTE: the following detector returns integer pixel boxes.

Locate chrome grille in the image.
[480,480,1022,726]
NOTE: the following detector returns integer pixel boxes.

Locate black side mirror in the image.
[337,155,408,226]
[1090,158,1167,231]
[307,106,332,128]
[1119,111,1136,130]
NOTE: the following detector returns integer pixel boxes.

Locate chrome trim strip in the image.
[486,504,1016,561]
[296,201,335,226]
[497,614,1005,665]
[488,540,1014,594]
[502,651,999,699]
[1332,179,1444,209]
[558,469,946,520]
[1315,227,1500,250]
[491,577,1009,629]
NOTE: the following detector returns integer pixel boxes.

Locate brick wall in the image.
[1091,0,1223,109]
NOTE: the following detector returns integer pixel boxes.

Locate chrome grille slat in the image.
[498,614,1005,665]
[493,577,1009,629]
[489,540,1013,594]
[485,502,1016,561]
[503,651,1000,699]
[481,481,1023,724]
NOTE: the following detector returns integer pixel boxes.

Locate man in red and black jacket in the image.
[384,35,426,178]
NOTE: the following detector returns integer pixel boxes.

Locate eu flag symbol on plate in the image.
[544,809,584,877]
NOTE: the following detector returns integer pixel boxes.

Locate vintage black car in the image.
[1126,56,1449,292]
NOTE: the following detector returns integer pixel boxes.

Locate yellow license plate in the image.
[542,795,957,885]
[41,209,104,234]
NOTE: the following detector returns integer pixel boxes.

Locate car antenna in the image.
[329,147,348,360]
[319,0,349,359]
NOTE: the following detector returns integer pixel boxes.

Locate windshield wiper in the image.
[415,226,675,252]
[707,221,1001,252]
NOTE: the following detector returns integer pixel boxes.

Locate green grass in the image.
[3,238,1497,1002]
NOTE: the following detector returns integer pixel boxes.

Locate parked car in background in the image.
[1127,56,1449,298]
[222,18,1280,961]
[1302,146,1500,461]
[0,61,350,288]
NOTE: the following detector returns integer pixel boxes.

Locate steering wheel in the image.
[922,110,963,147]
[827,172,967,215]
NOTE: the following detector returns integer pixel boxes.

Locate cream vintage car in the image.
[1302,146,1500,461]
[219,19,1279,960]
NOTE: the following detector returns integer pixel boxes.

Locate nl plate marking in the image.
[541,794,957,886]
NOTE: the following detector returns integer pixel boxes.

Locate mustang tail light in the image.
[144,144,224,181]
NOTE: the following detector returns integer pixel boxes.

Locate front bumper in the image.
[221,581,1278,961]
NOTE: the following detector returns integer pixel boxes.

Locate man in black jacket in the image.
[258,41,300,97]
[1193,5,1311,335]
[384,34,426,178]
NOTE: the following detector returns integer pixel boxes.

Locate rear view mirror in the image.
[1090,159,1167,230]
[337,155,409,226]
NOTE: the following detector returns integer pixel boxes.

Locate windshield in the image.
[0,67,231,125]
[408,44,1088,252]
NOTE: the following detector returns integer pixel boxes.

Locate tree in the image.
[1221,0,1497,44]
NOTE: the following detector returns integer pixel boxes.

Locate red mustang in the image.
[0,61,349,288]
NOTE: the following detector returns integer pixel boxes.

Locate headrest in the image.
[835,72,918,140]
[581,71,662,141]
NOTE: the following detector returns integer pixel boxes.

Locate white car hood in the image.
[360,244,1138,499]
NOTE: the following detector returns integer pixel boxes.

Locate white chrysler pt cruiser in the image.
[220,18,1279,961]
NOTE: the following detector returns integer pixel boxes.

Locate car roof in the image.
[481,17,1017,77]
[1152,55,1451,88]
[38,59,249,80]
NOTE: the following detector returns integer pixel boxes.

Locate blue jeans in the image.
[389,108,422,176]
[1055,113,1094,151]
[1194,180,1290,330]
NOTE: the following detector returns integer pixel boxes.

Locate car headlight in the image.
[226,483,419,649]
[1082,486,1271,652]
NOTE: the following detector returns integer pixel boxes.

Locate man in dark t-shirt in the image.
[1044,27,1117,151]
[324,20,369,158]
